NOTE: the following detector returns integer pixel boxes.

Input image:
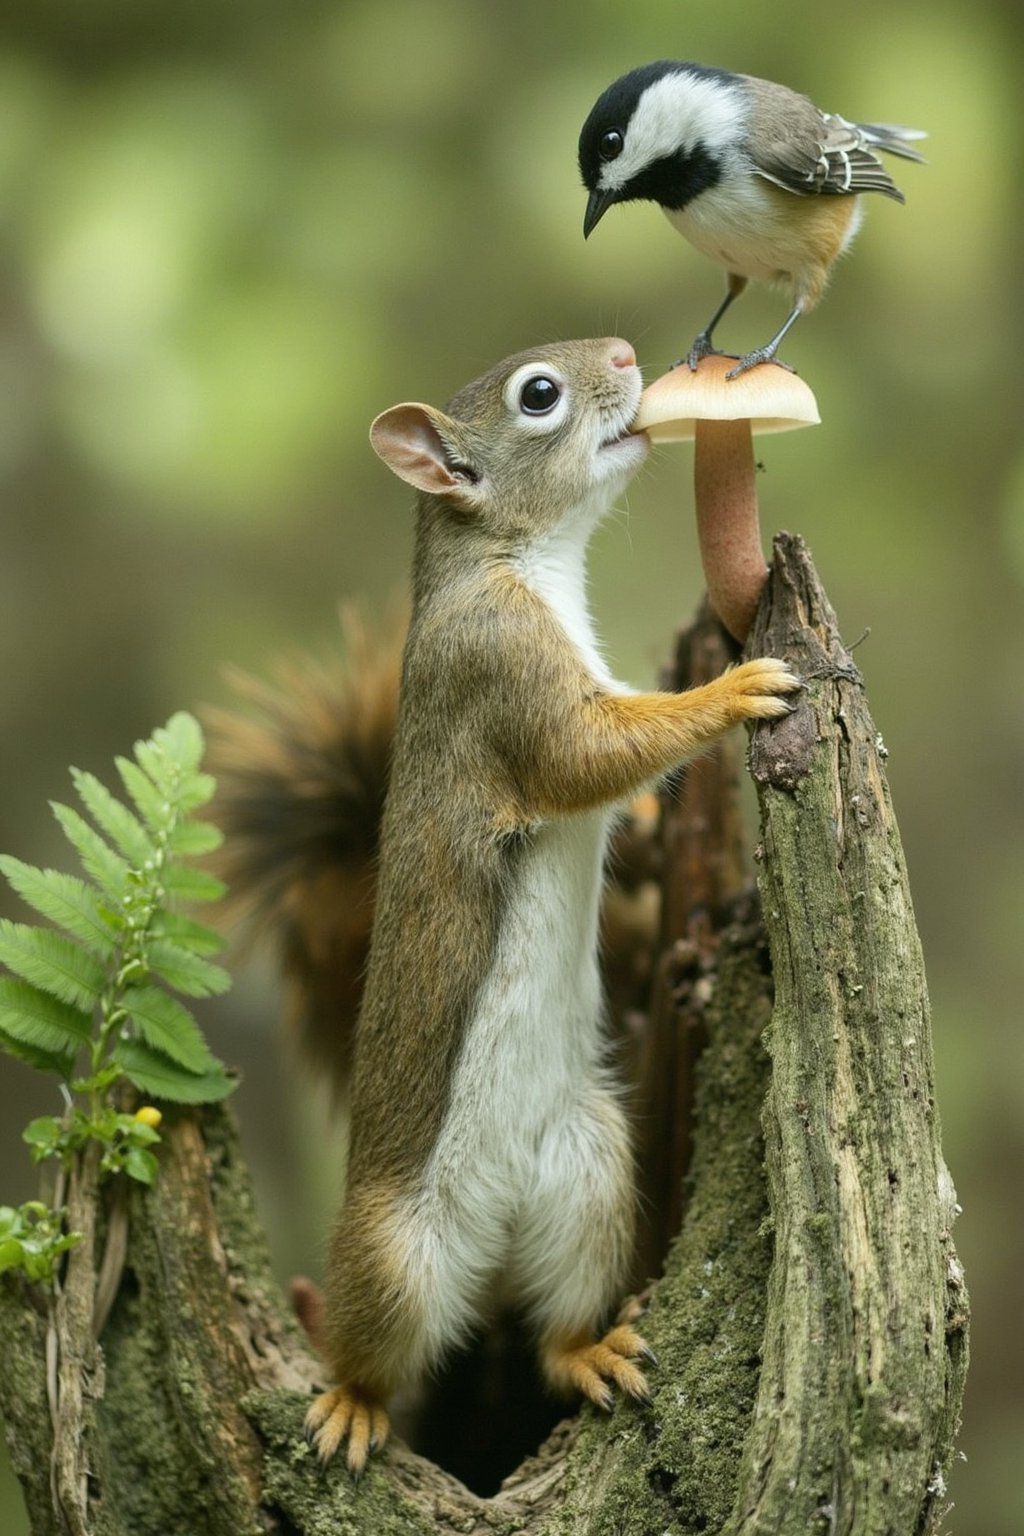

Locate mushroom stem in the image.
[630,355,819,639]
[693,416,768,643]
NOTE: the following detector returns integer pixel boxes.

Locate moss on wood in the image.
[727,533,969,1536]
[0,538,967,1535]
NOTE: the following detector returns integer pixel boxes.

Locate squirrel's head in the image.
[369,338,647,544]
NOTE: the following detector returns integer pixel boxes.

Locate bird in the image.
[578,61,925,377]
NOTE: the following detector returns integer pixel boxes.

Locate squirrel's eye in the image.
[518,375,561,416]
[599,129,624,161]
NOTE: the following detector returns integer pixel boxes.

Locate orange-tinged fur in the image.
[541,1324,653,1409]
[290,339,799,1470]
[208,608,401,1092]
[670,178,861,311]
[208,618,665,1104]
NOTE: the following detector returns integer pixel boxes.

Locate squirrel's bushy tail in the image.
[206,606,404,1092]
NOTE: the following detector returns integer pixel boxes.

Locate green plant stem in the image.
[88,802,180,1105]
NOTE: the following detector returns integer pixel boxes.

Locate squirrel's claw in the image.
[542,1323,655,1411]
[304,1386,390,1475]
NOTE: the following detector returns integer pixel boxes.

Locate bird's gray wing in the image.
[743,78,921,203]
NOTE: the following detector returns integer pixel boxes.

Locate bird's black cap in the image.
[578,60,736,191]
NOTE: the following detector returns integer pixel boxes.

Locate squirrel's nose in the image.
[608,340,637,370]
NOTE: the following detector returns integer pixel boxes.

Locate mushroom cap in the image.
[632,355,820,442]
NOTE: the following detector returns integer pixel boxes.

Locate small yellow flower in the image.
[134,1106,162,1130]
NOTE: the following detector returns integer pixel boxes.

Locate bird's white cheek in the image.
[598,163,627,194]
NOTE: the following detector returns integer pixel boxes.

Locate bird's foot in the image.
[676,332,733,372]
[725,347,797,380]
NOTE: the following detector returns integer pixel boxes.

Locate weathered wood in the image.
[0,538,967,1534]
[51,1146,101,1535]
[631,602,748,1283]
[729,532,969,1535]
[2,1109,313,1536]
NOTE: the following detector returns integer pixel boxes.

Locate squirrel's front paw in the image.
[304,1384,390,1475]
[725,657,802,720]
[541,1324,655,1411]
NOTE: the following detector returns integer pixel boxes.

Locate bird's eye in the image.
[599,129,624,161]
[518,375,561,415]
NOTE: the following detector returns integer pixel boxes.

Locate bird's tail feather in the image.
[857,122,928,162]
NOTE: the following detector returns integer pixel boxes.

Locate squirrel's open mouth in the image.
[599,425,644,452]
[598,405,642,450]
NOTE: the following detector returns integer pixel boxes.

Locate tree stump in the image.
[0,534,968,1535]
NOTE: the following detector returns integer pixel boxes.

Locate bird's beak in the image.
[583,187,615,239]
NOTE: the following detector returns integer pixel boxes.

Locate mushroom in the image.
[632,355,819,642]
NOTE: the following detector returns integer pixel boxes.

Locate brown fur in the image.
[207,340,797,1465]
[207,607,663,1099]
[206,607,402,1089]
[340,552,788,1192]
[307,341,796,1458]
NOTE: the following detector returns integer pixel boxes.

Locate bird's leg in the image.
[681,274,748,371]
[726,303,803,379]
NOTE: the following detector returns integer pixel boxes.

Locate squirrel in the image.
[208,604,663,1098]
[207,606,403,1094]
[210,337,799,1474]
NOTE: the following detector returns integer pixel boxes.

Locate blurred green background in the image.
[0,1,1020,1531]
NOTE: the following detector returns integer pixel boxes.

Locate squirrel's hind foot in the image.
[542,1324,654,1411]
[304,1384,390,1475]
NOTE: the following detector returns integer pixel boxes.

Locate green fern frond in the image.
[146,940,231,998]
[0,711,234,1105]
[0,978,93,1057]
[112,1038,236,1104]
[49,802,129,901]
[0,921,105,1011]
[70,768,154,867]
[0,858,116,957]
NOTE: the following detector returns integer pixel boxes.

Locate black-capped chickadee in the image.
[579,62,925,376]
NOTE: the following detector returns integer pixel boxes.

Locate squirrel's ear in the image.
[370,404,479,499]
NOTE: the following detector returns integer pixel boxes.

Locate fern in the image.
[0,713,240,1286]
[0,711,236,1117]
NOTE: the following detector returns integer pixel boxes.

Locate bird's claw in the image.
[671,347,739,372]
[725,348,797,380]
[677,332,732,372]
[685,332,714,371]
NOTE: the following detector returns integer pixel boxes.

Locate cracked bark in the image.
[0,534,967,1534]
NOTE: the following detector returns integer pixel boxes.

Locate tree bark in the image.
[0,534,968,1534]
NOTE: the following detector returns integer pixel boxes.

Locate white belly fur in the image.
[392,521,635,1369]
[396,805,634,1367]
